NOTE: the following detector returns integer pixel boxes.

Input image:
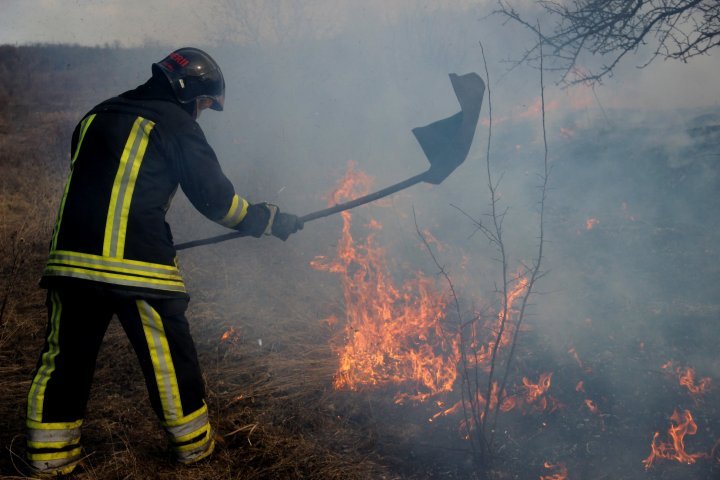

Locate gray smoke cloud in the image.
[5,1,718,477]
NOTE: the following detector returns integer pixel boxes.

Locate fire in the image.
[470,276,529,371]
[575,381,584,393]
[662,361,711,396]
[568,347,591,373]
[584,399,599,415]
[585,217,599,230]
[677,367,711,395]
[521,373,559,412]
[220,326,239,344]
[311,161,457,400]
[643,409,708,469]
[430,382,510,433]
[314,162,541,433]
[484,373,559,417]
[540,462,568,480]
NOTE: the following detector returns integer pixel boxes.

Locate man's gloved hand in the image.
[269,208,304,241]
[236,202,303,240]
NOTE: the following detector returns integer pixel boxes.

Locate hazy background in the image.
[2,1,719,478]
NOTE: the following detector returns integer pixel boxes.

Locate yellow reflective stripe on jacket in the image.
[26,291,62,422]
[137,300,183,421]
[217,194,249,228]
[44,265,186,292]
[104,117,155,258]
[44,250,186,293]
[49,251,182,279]
[51,114,96,251]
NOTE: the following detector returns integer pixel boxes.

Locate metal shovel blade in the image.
[413,72,485,184]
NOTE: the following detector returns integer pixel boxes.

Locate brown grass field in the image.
[0,45,407,479]
[1,45,719,479]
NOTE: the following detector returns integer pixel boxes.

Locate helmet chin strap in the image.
[193,99,202,120]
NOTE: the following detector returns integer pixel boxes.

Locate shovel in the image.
[175,72,485,251]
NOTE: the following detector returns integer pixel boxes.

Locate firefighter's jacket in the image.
[42,77,262,297]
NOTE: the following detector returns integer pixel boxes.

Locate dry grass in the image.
[0,45,400,480]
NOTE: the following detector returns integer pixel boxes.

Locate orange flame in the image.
[575,381,585,393]
[540,461,568,480]
[220,327,238,343]
[568,347,592,373]
[585,218,599,230]
[311,161,457,400]
[315,162,539,433]
[584,399,599,415]
[520,373,560,412]
[643,409,708,469]
[470,276,529,371]
[662,361,711,396]
[677,367,711,395]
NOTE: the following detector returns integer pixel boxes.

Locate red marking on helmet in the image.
[169,52,190,67]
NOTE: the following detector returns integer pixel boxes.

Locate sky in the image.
[0,0,480,46]
[1,0,718,112]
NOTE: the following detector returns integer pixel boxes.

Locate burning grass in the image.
[1,45,720,480]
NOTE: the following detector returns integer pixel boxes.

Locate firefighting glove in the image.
[235,203,274,238]
[264,204,304,241]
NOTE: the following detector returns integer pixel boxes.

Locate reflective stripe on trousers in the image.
[164,402,214,463]
[26,287,210,468]
[26,419,83,474]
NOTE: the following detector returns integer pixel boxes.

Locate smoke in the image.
[5,1,719,477]
[178,4,720,476]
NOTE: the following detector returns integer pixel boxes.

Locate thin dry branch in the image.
[492,23,550,439]
[477,40,513,447]
[496,0,720,84]
[412,207,483,458]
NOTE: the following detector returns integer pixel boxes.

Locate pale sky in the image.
[0,0,483,46]
[1,0,214,46]
[1,0,717,110]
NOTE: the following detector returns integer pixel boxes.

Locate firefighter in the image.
[25,47,303,476]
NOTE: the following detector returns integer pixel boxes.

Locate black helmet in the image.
[152,47,225,111]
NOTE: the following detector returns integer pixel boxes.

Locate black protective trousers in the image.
[26,287,214,473]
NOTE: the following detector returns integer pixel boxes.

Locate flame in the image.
[643,409,708,469]
[430,382,509,434]
[311,161,457,400]
[315,162,540,434]
[585,218,599,230]
[470,276,529,371]
[540,462,568,480]
[575,381,585,393]
[220,327,239,344]
[568,347,591,373]
[521,373,559,412]
[584,399,599,415]
[677,367,711,395]
[662,361,711,396]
